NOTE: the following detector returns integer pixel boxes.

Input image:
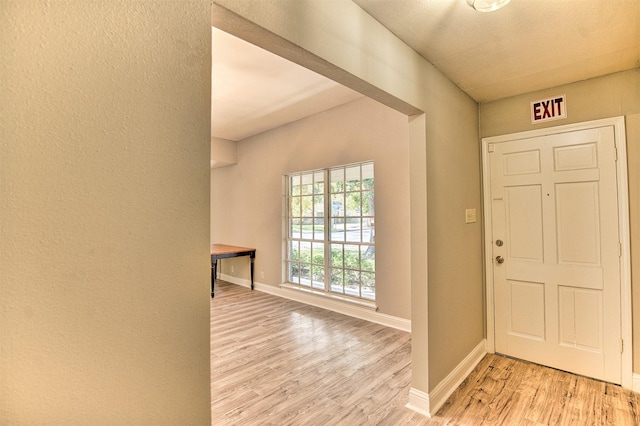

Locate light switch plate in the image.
[465,208,477,224]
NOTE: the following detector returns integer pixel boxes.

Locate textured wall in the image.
[0,1,211,423]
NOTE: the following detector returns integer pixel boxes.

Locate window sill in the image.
[280,283,377,311]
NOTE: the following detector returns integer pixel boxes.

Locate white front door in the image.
[489,125,621,384]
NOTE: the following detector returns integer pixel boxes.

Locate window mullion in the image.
[323,169,330,293]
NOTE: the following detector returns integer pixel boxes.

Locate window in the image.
[286,162,375,301]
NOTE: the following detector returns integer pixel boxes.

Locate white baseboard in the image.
[219,274,251,289]
[633,373,640,393]
[406,387,431,417]
[406,339,487,417]
[218,275,411,332]
[429,339,486,415]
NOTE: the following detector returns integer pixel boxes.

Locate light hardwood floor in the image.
[211,280,640,425]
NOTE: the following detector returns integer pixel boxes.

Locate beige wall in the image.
[212,97,412,318]
[480,68,640,371]
[212,0,484,394]
[0,2,211,423]
[211,137,238,168]
[426,84,484,388]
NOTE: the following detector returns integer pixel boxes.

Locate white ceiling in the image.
[212,0,640,141]
[211,27,363,142]
[354,0,640,102]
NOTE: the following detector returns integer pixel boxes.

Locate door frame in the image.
[481,116,632,388]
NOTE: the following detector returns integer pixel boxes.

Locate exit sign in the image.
[531,95,566,124]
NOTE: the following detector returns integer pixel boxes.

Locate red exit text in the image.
[530,95,567,124]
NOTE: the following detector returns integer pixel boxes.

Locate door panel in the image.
[503,149,541,175]
[558,286,602,350]
[505,185,543,261]
[490,126,621,384]
[508,280,545,340]
[556,182,601,265]
[553,142,598,171]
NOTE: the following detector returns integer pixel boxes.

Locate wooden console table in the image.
[211,244,256,298]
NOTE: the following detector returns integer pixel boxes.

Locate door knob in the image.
[495,256,505,264]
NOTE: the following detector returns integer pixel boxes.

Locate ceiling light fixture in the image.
[466,0,511,12]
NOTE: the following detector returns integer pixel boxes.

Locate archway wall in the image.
[212,0,484,393]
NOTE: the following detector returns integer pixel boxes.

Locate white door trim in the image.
[482,116,632,388]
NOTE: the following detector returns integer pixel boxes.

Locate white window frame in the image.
[285,162,375,303]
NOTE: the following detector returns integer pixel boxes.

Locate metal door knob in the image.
[496,256,505,264]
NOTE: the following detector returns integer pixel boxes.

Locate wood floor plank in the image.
[211,280,640,425]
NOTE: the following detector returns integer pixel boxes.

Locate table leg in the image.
[250,253,255,290]
[211,257,217,298]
